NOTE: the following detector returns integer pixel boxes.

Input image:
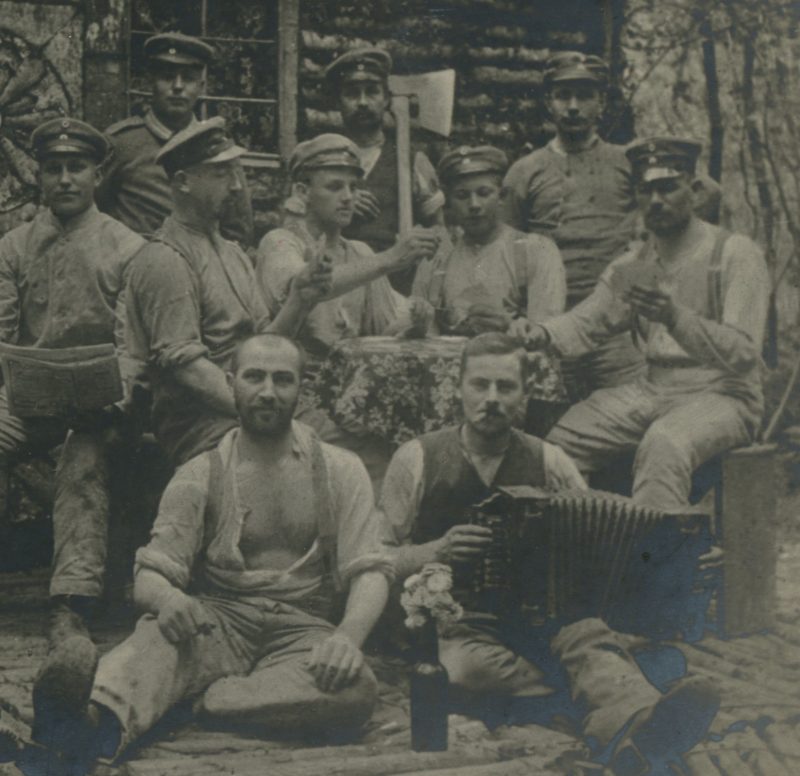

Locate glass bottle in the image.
[410,615,449,751]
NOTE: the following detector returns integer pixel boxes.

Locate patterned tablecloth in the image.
[310,336,567,447]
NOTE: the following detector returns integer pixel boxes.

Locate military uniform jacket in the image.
[96,110,254,246]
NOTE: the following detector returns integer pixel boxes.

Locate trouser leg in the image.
[91,598,257,755]
[546,382,655,475]
[0,388,62,524]
[49,430,112,598]
[438,614,553,698]
[551,618,661,748]
[201,604,378,733]
[633,392,754,509]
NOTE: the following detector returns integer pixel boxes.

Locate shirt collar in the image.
[219,420,310,467]
[145,109,198,143]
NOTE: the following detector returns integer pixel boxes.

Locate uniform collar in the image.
[548,132,600,157]
[43,203,101,234]
[145,109,198,143]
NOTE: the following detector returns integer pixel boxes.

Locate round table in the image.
[310,336,567,447]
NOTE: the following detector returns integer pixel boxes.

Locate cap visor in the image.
[151,53,205,67]
[203,145,248,164]
[38,143,100,159]
[641,167,682,183]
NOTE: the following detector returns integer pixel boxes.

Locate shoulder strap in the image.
[707,229,731,324]
[203,449,225,554]
[310,436,341,591]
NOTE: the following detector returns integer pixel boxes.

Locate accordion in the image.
[466,486,713,641]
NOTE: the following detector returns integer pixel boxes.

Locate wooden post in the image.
[278,0,300,158]
[82,0,130,129]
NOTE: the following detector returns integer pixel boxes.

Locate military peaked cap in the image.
[144,32,215,67]
[324,47,393,86]
[288,134,364,179]
[31,117,110,162]
[544,51,609,87]
[437,145,508,185]
[626,136,702,182]
[155,117,246,176]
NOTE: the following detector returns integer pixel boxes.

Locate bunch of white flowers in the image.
[401,563,464,634]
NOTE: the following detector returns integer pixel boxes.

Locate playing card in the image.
[610,261,664,296]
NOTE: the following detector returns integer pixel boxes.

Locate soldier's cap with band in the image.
[626,136,702,183]
[288,134,364,179]
[156,117,246,176]
[144,32,216,67]
[437,145,508,185]
[31,117,110,163]
[324,47,393,86]
[544,51,609,87]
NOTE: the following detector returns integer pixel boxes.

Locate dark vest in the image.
[344,139,400,254]
[413,426,546,601]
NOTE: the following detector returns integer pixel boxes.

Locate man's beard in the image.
[344,110,382,134]
[645,210,690,237]
[238,399,297,438]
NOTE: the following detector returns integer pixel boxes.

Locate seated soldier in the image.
[0,118,145,687]
[512,137,770,509]
[25,334,393,772]
[256,134,438,481]
[412,145,566,335]
[125,118,330,467]
[381,332,720,775]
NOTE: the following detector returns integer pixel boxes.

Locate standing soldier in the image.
[503,52,645,400]
[96,32,253,247]
[321,47,444,295]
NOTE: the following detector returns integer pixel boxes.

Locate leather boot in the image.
[608,675,720,776]
[32,598,99,755]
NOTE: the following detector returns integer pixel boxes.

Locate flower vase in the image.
[409,615,449,751]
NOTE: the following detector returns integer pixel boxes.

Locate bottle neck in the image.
[413,615,440,663]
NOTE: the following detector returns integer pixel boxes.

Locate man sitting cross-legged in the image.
[25,334,394,773]
[380,332,720,775]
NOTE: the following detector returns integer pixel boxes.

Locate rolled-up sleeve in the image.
[134,454,209,589]
[327,449,396,585]
[255,229,305,316]
[378,440,424,547]
[126,245,208,371]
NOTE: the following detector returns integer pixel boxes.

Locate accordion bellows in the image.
[467,486,713,642]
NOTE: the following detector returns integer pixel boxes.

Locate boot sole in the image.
[32,635,99,750]
[611,677,720,775]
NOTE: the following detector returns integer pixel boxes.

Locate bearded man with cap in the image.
[125,117,330,467]
[513,137,770,509]
[319,46,444,295]
[503,52,646,401]
[258,133,438,484]
[0,117,145,706]
[412,144,566,335]
[96,32,254,247]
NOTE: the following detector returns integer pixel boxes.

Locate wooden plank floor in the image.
[1,500,800,775]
